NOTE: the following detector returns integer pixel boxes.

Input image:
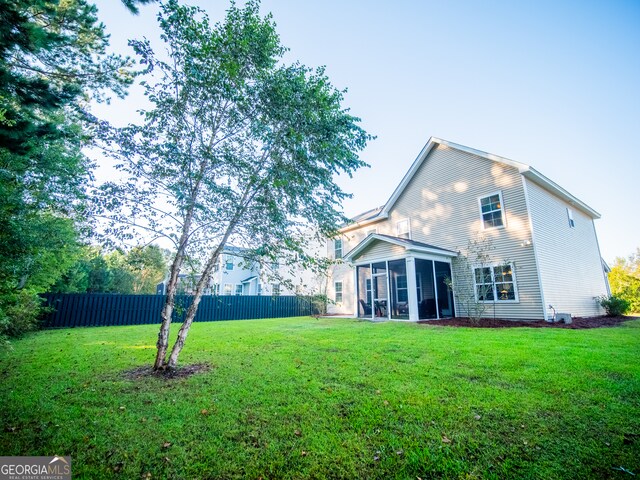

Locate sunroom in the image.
[344,234,458,321]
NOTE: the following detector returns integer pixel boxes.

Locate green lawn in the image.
[1,317,639,479]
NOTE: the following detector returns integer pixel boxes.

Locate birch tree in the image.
[99,0,372,370]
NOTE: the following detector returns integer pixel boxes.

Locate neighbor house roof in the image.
[344,233,458,262]
[341,137,600,233]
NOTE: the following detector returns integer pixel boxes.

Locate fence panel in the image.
[39,294,316,328]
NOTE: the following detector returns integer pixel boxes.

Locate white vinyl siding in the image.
[355,241,406,264]
[387,144,543,319]
[526,179,607,317]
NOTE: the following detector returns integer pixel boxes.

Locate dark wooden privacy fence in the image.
[40,294,316,328]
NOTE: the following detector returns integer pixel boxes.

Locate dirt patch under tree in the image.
[123,363,213,381]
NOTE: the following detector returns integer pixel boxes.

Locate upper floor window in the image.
[396,219,411,239]
[473,263,518,302]
[567,208,575,228]
[334,282,343,303]
[479,192,504,229]
[334,238,343,259]
[225,258,234,270]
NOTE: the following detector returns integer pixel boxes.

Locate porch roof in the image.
[344,233,458,262]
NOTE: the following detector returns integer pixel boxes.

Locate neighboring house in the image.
[326,137,609,321]
[210,246,283,296]
[157,246,284,296]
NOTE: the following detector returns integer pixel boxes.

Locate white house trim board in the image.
[344,234,457,263]
[521,169,600,219]
[352,254,409,267]
[521,176,548,321]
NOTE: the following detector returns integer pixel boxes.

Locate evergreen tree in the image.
[0,0,132,339]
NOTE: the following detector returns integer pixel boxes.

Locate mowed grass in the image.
[1,317,639,479]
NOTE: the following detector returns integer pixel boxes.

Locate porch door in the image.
[371,261,389,319]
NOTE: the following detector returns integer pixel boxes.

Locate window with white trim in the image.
[213,284,220,295]
[334,281,343,303]
[272,283,281,296]
[395,275,408,303]
[479,193,504,229]
[334,239,343,259]
[567,208,575,228]
[396,218,410,239]
[235,284,243,296]
[473,263,517,302]
[223,283,232,295]
[225,257,234,270]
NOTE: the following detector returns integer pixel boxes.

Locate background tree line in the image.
[51,245,168,295]
[608,248,640,313]
[0,0,150,343]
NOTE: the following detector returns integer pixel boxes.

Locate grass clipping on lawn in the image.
[0,316,639,479]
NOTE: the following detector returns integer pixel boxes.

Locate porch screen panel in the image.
[372,262,388,318]
[356,265,372,318]
[415,259,436,319]
[388,259,408,320]
[435,261,454,318]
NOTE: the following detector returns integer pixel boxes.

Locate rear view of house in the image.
[326,137,609,322]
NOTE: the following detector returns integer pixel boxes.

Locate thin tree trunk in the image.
[165,249,219,368]
[166,226,237,368]
[153,155,214,370]
[153,213,195,370]
[165,178,259,369]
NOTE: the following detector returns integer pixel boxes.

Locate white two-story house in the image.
[326,137,609,322]
[210,246,282,296]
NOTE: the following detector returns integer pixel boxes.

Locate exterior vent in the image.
[555,313,572,324]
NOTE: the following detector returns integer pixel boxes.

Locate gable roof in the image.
[342,137,600,232]
[344,233,458,262]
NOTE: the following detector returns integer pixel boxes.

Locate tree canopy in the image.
[609,248,640,313]
[0,0,132,340]
[100,0,372,369]
[52,245,168,294]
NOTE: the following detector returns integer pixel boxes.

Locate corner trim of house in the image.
[521,176,548,322]
[591,219,611,297]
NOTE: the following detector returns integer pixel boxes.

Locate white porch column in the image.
[352,267,358,318]
[406,257,419,322]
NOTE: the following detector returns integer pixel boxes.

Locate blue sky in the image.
[91,0,639,262]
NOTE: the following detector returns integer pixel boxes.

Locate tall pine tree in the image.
[0,0,132,339]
